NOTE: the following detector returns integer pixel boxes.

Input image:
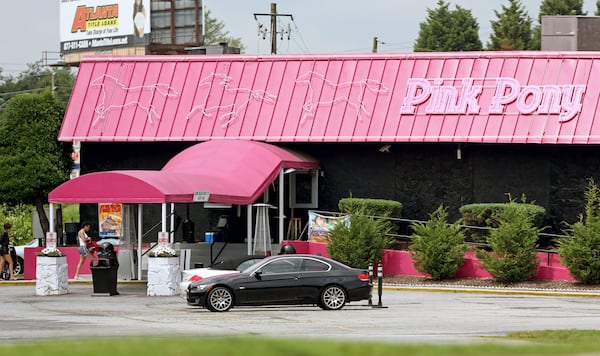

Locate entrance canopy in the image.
[49,140,318,204]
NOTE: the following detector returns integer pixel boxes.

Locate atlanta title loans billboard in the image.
[60,0,151,54]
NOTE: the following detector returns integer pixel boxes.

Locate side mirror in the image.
[253,271,263,280]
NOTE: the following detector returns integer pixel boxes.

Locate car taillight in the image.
[357,273,370,282]
[189,275,203,282]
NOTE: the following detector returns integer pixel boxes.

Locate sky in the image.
[1,0,598,76]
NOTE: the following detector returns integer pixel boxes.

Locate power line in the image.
[289,18,310,53]
[0,88,47,97]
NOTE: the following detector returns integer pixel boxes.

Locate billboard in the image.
[60,0,151,54]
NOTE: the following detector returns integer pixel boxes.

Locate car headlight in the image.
[189,284,209,292]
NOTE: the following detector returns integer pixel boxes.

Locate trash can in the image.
[65,222,79,245]
[182,219,195,243]
[90,242,119,296]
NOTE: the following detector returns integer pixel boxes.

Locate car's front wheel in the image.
[319,285,347,310]
[206,287,234,312]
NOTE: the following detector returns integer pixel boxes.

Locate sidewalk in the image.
[3,276,600,298]
[0,276,146,287]
[382,281,600,297]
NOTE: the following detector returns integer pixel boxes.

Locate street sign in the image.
[193,191,210,202]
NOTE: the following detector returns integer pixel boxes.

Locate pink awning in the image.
[49,140,318,204]
[59,51,600,144]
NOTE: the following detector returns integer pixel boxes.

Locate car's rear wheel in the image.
[319,285,347,310]
[206,287,234,312]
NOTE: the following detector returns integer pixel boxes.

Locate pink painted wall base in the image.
[281,241,575,281]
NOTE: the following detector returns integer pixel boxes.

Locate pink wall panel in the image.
[366,59,397,140]
[167,61,196,140]
[269,61,300,141]
[571,59,598,144]
[281,241,575,281]
[247,62,282,139]
[60,52,600,144]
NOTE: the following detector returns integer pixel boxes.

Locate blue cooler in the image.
[205,232,214,243]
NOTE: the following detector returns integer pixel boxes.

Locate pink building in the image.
[51,52,600,279]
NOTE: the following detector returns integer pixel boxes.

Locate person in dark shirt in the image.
[0,223,16,280]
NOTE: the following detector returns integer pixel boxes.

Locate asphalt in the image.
[2,277,600,343]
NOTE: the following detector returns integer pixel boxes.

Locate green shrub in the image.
[0,204,33,245]
[62,203,80,224]
[476,202,541,283]
[409,205,468,280]
[327,211,394,269]
[460,201,546,242]
[559,179,600,284]
[338,197,402,217]
[339,197,402,238]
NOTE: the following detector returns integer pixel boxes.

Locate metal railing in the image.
[318,212,568,266]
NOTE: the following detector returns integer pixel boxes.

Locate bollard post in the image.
[372,262,387,308]
[377,262,383,307]
[367,263,373,306]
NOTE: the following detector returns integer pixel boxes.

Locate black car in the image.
[186,254,372,312]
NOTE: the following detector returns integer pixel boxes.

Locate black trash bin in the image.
[65,222,79,245]
[90,242,119,296]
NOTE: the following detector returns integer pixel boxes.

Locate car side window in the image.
[260,259,301,274]
[301,259,330,272]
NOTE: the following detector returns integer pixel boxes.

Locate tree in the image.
[414,0,482,52]
[203,8,245,51]
[597,0,600,15]
[0,62,75,111]
[327,212,393,269]
[409,205,468,280]
[476,202,541,283]
[531,0,587,49]
[0,91,72,236]
[487,0,533,50]
[559,179,600,284]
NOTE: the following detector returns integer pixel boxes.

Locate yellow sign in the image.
[98,203,123,237]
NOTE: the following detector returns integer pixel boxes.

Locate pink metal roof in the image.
[59,51,600,144]
[49,140,318,204]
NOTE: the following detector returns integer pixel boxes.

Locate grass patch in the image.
[2,332,600,356]
[506,329,600,343]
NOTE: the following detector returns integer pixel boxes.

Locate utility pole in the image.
[372,37,385,53]
[254,3,293,54]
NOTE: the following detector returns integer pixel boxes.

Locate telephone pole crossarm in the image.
[253,3,294,54]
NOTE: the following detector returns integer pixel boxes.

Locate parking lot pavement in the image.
[2,281,600,344]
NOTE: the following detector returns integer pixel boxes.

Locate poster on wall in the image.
[307,211,350,243]
[98,203,123,237]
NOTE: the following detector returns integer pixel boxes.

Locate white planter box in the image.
[147,257,181,296]
[36,256,69,296]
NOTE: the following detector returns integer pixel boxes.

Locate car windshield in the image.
[210,257,263,271]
